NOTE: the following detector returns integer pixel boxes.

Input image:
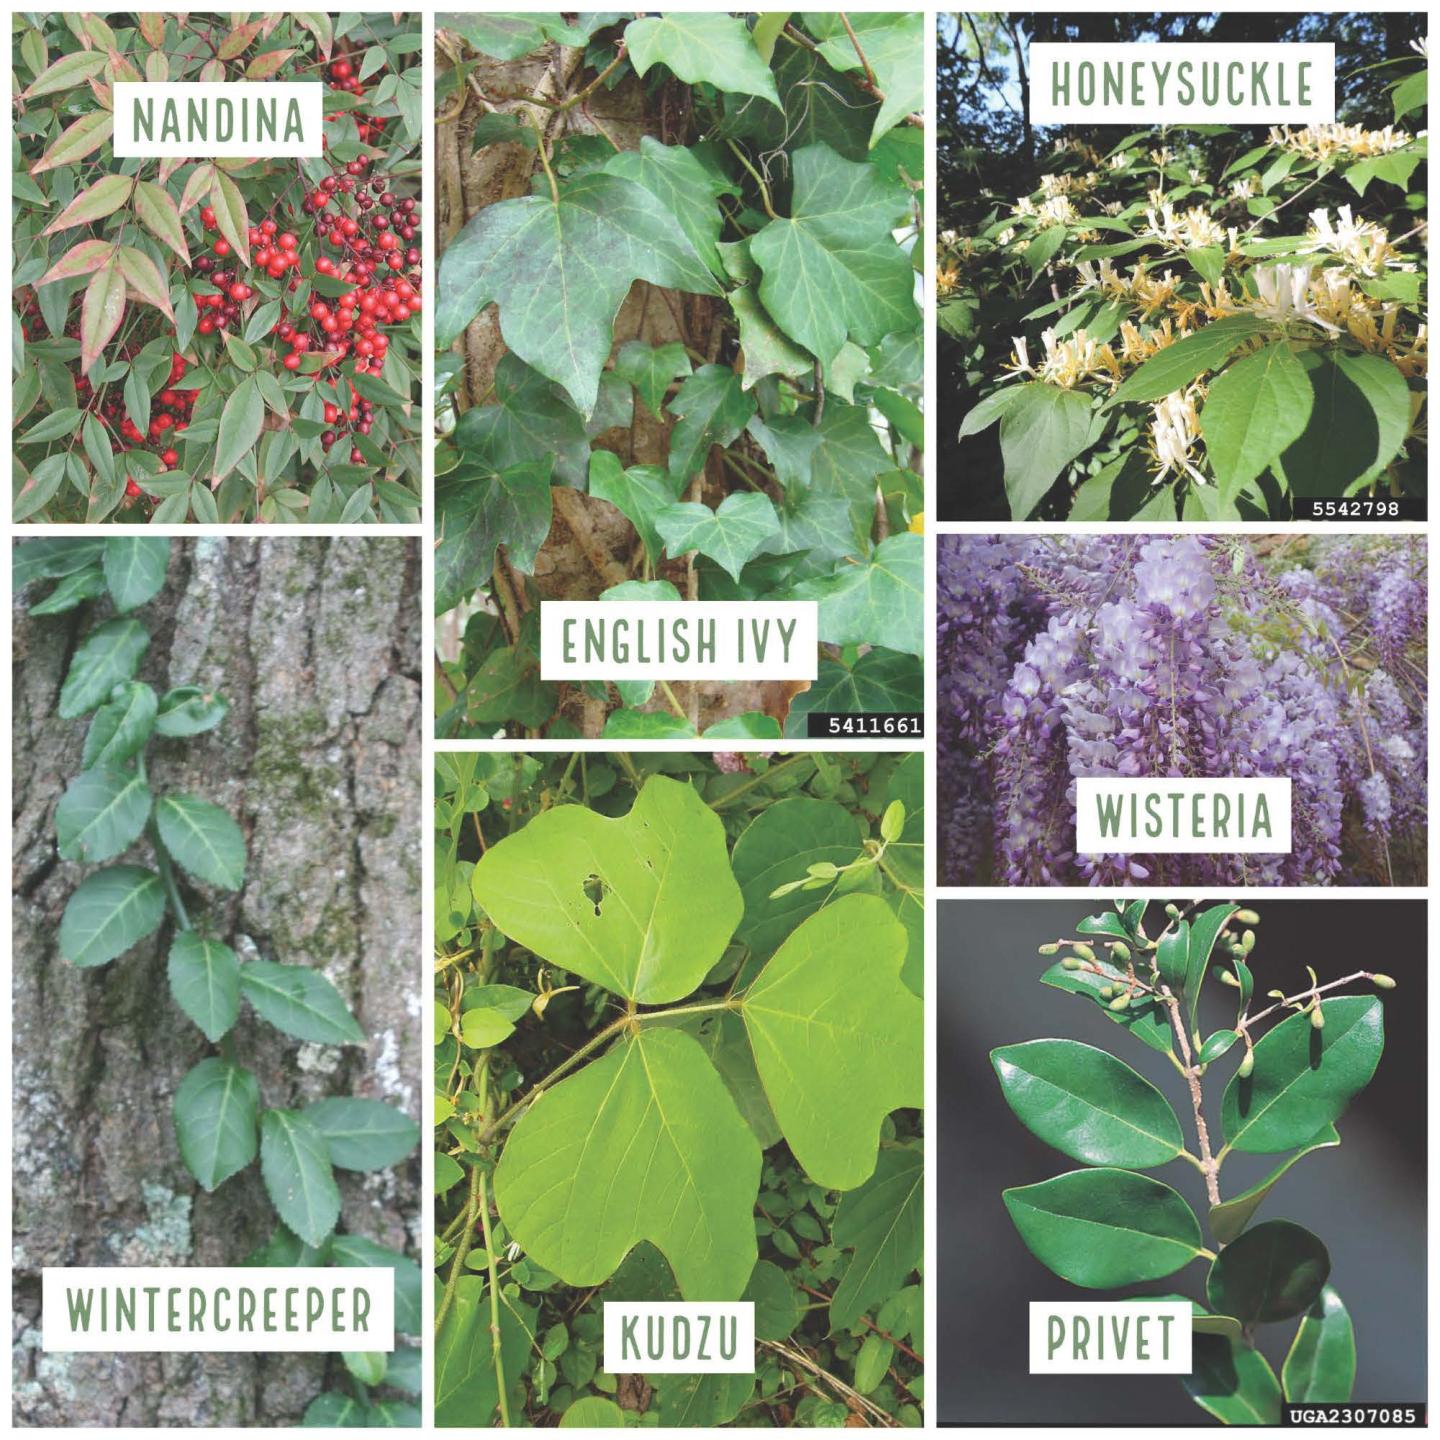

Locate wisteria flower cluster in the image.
[938,535,1426,886]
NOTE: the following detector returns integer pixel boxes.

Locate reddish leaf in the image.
[38,239,116,288]
[178,163,216,215]
[209,167,251,266]
[30,109,113,174]
[139,14,166,48]
[117,247,174,319]
[42,174,133,236]
[106,46,142,83]
[245,48,296,80]
[80,258,127,374]
[133,179,190,264]
[217,20,266,61]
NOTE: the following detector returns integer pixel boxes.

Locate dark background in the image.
[938,898,1427,1426]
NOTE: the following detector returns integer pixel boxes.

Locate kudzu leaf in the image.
[434,1151,464,1195]
[55,767,152,864]
[745,1260,801,1341]
[471,775,742,1004]
[741,893,920,1189]
[991,1038,1185,1168]
[613,339,691,420]
[789,532,922,657]
[329,1235,422,1335]
[625,13,782,110]
[260,1108,341,1248]
[1206,1219,1330,1325]
[1184,1333,1283,1425]
[828,1147,923,1331]
[1202,341,1313,502]
[1282,1285,1356,1404]
[1222,996,1383,1153]
[434,456,552,612]
[59,865,165,967]
[677,1008,780,1149]
[28,566,107,616]
[436,1283,535,1426]
[304,1098,420,1172]
[153,685,229,737]
[1003,1168,1205,1287]
[102,537,170,613]
[495,1027,760,1299]
[655,492,779,582]
[174,1057,259,1191]
[155,794,246,891]
[1209,1126,1340,1246]
[1111,314,1267,403]
[59,618,151,719]
[665,364,756,482]
[239,959,365,1045]
[167,933,241,1043]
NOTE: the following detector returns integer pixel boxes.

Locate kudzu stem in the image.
[434,1163,481,1336]
[478,1166,510,1427]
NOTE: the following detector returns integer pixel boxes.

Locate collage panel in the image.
[12,537,423,1424]
[12,13,423,525]
[434,11,924,741]
[939,896,1426,1426]
[434,749,924,1427]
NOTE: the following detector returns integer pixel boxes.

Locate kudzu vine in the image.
[20,535,421,1426]
[435,752,924,1426]
[996,899,1393,1423]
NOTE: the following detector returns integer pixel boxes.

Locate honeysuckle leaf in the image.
[991,1037,1186,1168]
[167,933,241,1043]
[1003,1168,1205,1287]
[174,1057,259,1191]
[789,532,923,656]
[1184,1333,1283,1425]
[304,1098,420,1172]
[54,767,152,864]
[828,1146,923,1330]
[434,456,552,612]
[494,1026,762,1299]
[655,492,780,581]
[102,537,170,613]
[1202,341,1313,502]
[997,382,1094,519]
[240,959,365,1046]
[155,794,246,891]
[471,775,742,1004]
[260,1108,342,1247]
[1111,314,1268,404]
[664,364,756,482]
[59,617,150,719]
[1210,1127,1341,1246]
[1282,1285,1356,1404]
[1222,996,1383,1153]
[1206,1219,1330,1326]
[59,864,165,967]
[624,13,782,111]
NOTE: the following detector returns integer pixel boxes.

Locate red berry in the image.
[161,448,179,467]
[213,238,231,256]
[283,352,302,370]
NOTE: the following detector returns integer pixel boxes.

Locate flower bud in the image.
[807,861,838,879]
[1109,993,1130,1011]
[1038,943,1060,955]
[880,798,905,843]
[1165,904,1180,918]
[1110,942,1131,962]
[1238,1050,1255,1078]
[1372,973,1397,989]
[1241,930,1256,953]
[1310,1003,1325,1030]
[1098,985,1114,999]
[1060,957,1083,971]
[1218,969,1240,987]
[1072,943,1096,963]
[1235,908,1260,925]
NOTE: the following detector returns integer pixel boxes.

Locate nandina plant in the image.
[13,13,422,523]
[995,899,1394,1423]
[20,535,421,1425]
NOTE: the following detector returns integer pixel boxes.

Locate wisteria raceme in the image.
[938,535,1427,886]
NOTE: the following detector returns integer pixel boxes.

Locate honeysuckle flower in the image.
[1007,328,1121,389]
[1409,36,1428,56]
[1304,205,1408,277]
[1147,388,1209,488]
[1145,202,1228,248]
[1230,176,1257,199]
[1150,146,1174,166]
[1269,121,1413,159]
[1245,263,1342,333]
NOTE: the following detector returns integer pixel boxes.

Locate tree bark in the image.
[11,537,422,1427]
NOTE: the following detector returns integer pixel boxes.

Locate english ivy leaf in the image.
[304,1098,419,1171]
[741,893,920,1189]
[100,537,170,612]
[991,1038,1185,1168]
[55,767,152,864]
[613,339,691,420]
[472,775,742,1003]
[726,42,878,162]
[1003,1168,1205,1287]
[1209,1127,1340,1245]
[789,532,923,657]
[239,959,365,1046]
[83,681,158,769]
[625,13,782,110]
[1222,996,1383,1153]
[997,382,1094,519]
[808,400,894,529]
[746,414,825,496]
[1184,1333,1283,1425]
[828,1146,923,1331]
[168,933,242,1043]
[1111,314,1267,403]
[174,1057,259,1191]
[155,794,246,891]
[435,1281,535,1426]
[451,353,589,486]
[154,685,229,737]
[59,618,151,719]
[435,456,553,612]
[435,171,720,414]
[29,566,106,615]
[1042,957,1175,1054]
[329,1235,422,1336]
[750,143,917,367]
[757,491,862,581]
[59,865,165,967]
[260,1108,342,1248]
[603,138,734,275]
[703,714,781,739]
[655,493,779,582]
[1206,1219,1330,1325]
[589,451,676,567]
[450,14,549,59]
[731,286,815,390]
[665,365,756,482]
[783,650,922,736]
[1202,341,1313,502]
[602,710,697,739]
[807,12,924,147]
[494,1027,761,1298]
[463,646,554,731]
[1282,1286,1356,1404]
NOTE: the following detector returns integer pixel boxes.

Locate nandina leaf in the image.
[80,257,127,374]
[494,1026,762,1299]
[155,794,246,891]
[1206,1219,1330,1325]
[1282,1286,1356,1403]
[625,13,782,110]
[22,48,107,97]
[37,239,115,288]
[174,1057,259,1190]
[55,766,152,864]
[209,166,251,266]
[59,865,165,967]
[1209,1126,1340,1245]
[654,492,780,582]
[59,617,150,718]
[260,1108,341,1247]
[217,18,266,60]
[434,456,552,613]
[31,109,113,173]
[828,1146,923,1330]
[213,374,264,482]
[168,933,242,1043]
[43,173,134,235]
[132,179,191,264]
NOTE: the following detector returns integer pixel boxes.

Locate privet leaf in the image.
[1184,1333,1283,1425]
[167,933,241,1043]
[1206,1219,1330,1325]
[1282,1285,1356,1404]
[59,865,165,967]
[1208,1126,1339,1245]
[239,959,365,1045]
[1041,957,1175,1054]
[260,1109,341,1247]
[174,1057,259,1190]
[155,794,246,891]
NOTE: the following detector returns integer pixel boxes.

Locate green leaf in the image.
[59,618,151,719]
[59,865,165,967]
[459,1007,514,1049]
[746,1259,802,1340]
[997,382,1094,519]
[435,171,720,414]
[679,1008,780,1148]
[828,1147,923,1331]
[495,1027,761,1298]
[451,13,549,59]
[854,1334,893,1394]
[15,539,106,590]
[1206,1219,1329,1325]
[1185,903,1239,1033]
[741,893,920,1189]
[1198,1029,1240,1064]
[472,776,742,1004]
[239,959,365,1045]
[55,767,152,864]
[79,257,127,374]
[561,1397,625,1428]
[1222,996,1383,1153]
[260,1109,341,1248]
[132,179,190,265]
[1111,314,1267,403]
[613,339,691,420]
[789,533,922,656]
[1184,1333,1283,1425]
[435,456,552,612]
[1023,225,1068,277]
[83,682,158,769]
[1344,140,1425,197]
[589,452,675,567]
[304,1098,419,1172]
[1003,1168,1204,1287]
[1156,919,1190,994]
[603,139,734,277]
[435,1278,535,1426]
[214,375,264,482]
[1042,957,1174,1054]
[153,685,229,737]
[665,364,756,482]
[28,566,106,616]
[174,1057,259,1190]
[809,12,923,145]
[451,353,589,486]
[1201,341,1313,501]
[730,285,815,390]
[102,537,170,613]
[1209,1127,1340,1245]
[783,651,921,736]
[625,13,782,109]
[155,794,246,891]
[329,1235,423,1335]
[1283,1286,1356,1404]
[656,1373,753,1426]
[991,1038,1185,1168]
[168,933,241,1043]
[751,144,917,367]
[22,47,109,97]
[1391,67,1428,122]
[655,492,779,582]
[301,1394,369,1427]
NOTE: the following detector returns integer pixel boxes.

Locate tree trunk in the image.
[11,537,422,1427]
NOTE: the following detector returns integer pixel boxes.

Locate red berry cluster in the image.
[73,352,193,497]
[326,56,389,146]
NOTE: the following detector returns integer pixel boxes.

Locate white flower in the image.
[1247,263,1341,333]
[1149,389,1209,487]
[1409,37,1427,57]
